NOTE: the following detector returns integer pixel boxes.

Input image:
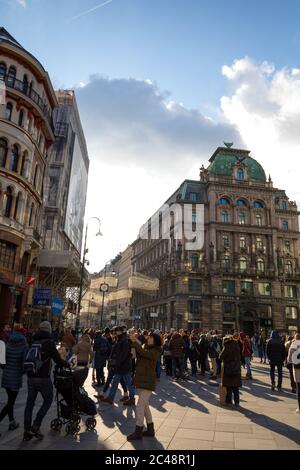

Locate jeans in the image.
[258,347,266,361]
[226,386,240,404]
[107,372,135,401]
[245,356,252,375]
[172,358,184,378]
[24,377,53,431]
[0,388,19,423]
[270,363,283,387]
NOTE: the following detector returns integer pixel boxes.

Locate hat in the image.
[39,321,52,334]
[115,326,124,333]
[154,329,160,335]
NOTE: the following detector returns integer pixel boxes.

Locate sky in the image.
[1,0,300,272]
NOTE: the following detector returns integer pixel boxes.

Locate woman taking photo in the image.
[127,331,162,440]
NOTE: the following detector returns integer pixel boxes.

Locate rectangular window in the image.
[223,235,229,248]
[240,237,246,248]
[46,216,54,230]
[285,306,298,319]
[240,281,253,296]
[0,241,16,270]
[223,280,235,295]
[284,285,297,299]
[284,240,291,253]
[189,192,198,201]
[258,282,271,296]
[223,302,235,315]
[171,280,176,294]
[189,278,201,293]
[188,300,201,320]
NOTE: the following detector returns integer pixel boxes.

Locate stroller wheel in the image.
[86,418,96,430]
[50,419,62,431]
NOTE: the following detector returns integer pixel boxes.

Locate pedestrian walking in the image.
[0,326,28,435]
[101,326,135,405]
[198,334,209,376]
[219,335,242,406]
[73,334,93,367]
[285,336,297,393]
[163,333,173,376]
[188,332,200,377]
[287,333,300,413]
[169,331,185,380]
[240,332,253,379]
[93,331,110,387]
[257,333,266,363]
[23,321,69,442]
[207,334,219,379]
[127,332,162,440]
[266,330,287,391]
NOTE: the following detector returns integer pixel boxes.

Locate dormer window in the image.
[236,168,244,181]
[189,192,198,201]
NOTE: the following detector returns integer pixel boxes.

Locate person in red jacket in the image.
[240,332,252,379]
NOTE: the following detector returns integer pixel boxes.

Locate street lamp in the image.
[99,264,116,329]
[75,217,102,337]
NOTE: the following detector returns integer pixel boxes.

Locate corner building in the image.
[132,145,300,336]
[0,28,57,326]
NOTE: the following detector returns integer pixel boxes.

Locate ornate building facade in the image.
[131,145,300,336]
[0,28,57,326]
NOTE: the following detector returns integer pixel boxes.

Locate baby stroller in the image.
[50,366,97,436]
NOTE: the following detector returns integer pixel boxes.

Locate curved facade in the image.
[0,28,57,326]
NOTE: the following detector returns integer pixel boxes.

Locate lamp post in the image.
[75,217,102,337]
[99,264,116,329]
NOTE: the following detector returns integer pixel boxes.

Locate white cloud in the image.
[221,57,300,204]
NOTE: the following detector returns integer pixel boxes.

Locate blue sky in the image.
[2,0,300,270]
[1,0,300,109]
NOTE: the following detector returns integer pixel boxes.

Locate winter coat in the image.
[133,341,161,391]
[239,333,252,358]
[169,334,184,358]
[208,338,219,359]
[74,334,93,365]
[266,330,287,365]
[198,337,209,358]
[93,334,110,369]
[219,339,242,388]
[188,337,200,360]
[2,332,28,390]
[0,339,5,365]
[287,340,300,382]
[61,332,76,351]
[109,333,132,374]
[28,330,68,378]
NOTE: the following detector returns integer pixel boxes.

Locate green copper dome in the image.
[207,148,266,183]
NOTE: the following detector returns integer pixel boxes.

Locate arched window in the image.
[0,138,8,167]
[0,62,6,80]
[256,214,262,226]
[20,151,28,178]
[7,66,16,87]
[14,192,22,221]
[221,210,229,223]
[253,200,264,209]
[236,168,244,181]
[281,200,287,210]
[5,102,13,121]
[33,165,40,188]
[257,258,265,272]
[240,257,247,271]
[286,261,293,275]
[219,197,230,205]
[238,212,246,225]
[222,255,230,270]
[27,117,32,133]
[4,187,13,218]
[9,145,19,172]
[282,220,289,231]
[237,199,247,207]
[18,109,24,127]
[22,74,28,94]
[29,203,35,226]
[191,254,199,270]
[29,81,34,98]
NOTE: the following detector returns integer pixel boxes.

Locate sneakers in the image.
[271,384,275,391]
[277,385,282,391]
[31,427,44,440]
[8,420,19,431]
[23,431,33,442]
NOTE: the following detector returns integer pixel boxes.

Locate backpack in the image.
[23,340,49,375]
[224,359,241,377]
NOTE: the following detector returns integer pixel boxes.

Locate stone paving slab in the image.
[0,359,299,450]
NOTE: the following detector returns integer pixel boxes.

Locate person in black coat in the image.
[220,336,242,406]
[0,329,28,434]
[101,327,135,405]
[198,335,209,376]
[93,331,110,386]
[23,321,69,441]
[266,330,287,391]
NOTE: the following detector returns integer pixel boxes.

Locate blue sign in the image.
[33,288,52,306]
[52,297,64,316]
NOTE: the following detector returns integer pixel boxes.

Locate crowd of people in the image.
[0,321,299,443]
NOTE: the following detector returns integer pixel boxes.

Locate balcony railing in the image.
[3,76,53,128]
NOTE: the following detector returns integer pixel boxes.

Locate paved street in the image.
[0,359,299,451]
